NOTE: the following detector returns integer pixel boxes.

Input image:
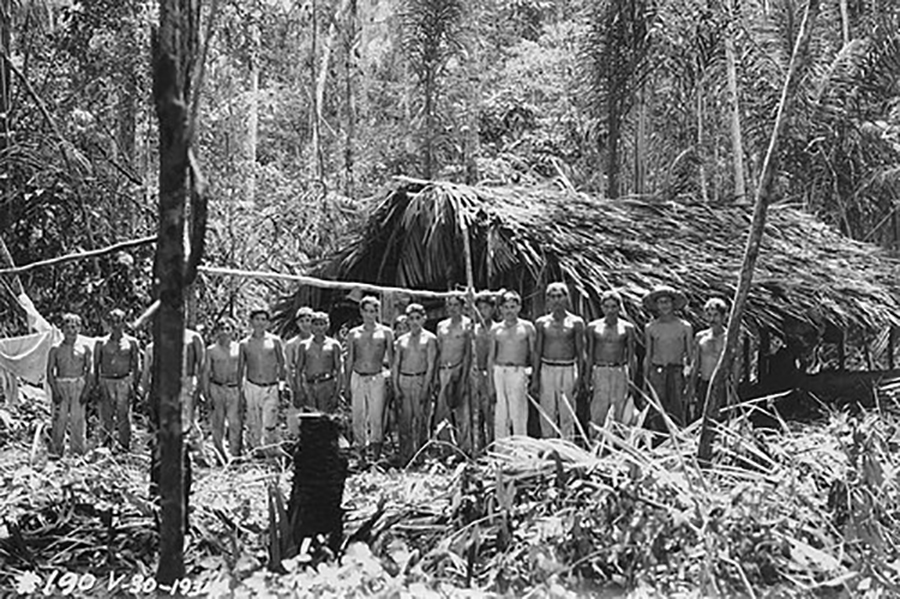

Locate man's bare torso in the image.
[537,313,581,361]
[301,337,340,378]
[437,316,470,367]
[697,329,726,380]
[493,319,533,366]
[208,341,240,384]
[99,335,137,377]
[398,330,437,374]
[350,325,390,374]
[242,333,282,384]
[53,342,90,378]
[591,318,631,364]
[647,319,691,365]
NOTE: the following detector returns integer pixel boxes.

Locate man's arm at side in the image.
[344,333,355,393]
[129,337,141,395]
[200,345,212,400]
[425,335,438,394]
[574,318,586,389]
[274,337,286,383]
[532,318,544,384]
[47,347,60,402]
[81,345,93,402]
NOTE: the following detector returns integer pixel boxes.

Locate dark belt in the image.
[247,380,279,387]
[495,363,526,367]
[354,370,382,376]
[101,373,131,380]
[594,362,625,367]
[212,381,239,388]
[542,359,576,367]
[400,371,427,377]
[306,372,335,384]
[652,364,683,370]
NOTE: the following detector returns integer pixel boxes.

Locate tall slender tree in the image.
[400,0,465,179]
[582,0,657,199]
[152,0,202,584]
[699,0,821,466]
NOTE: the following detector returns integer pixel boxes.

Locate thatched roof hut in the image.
[280,180,900,343]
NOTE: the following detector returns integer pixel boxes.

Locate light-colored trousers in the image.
[591,365,628,426]
[539,364,577,439]
[244,381,280,450]
[51,377,86,455]
[351,371,387,448]
[99,375,133,450]
[493,365,528,440]
[209,383,242,457]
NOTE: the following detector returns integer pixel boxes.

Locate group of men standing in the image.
[46,282,730,462]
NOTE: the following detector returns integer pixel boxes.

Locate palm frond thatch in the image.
[282,180,900,338]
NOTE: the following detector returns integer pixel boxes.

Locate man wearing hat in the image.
[642,285,693,430]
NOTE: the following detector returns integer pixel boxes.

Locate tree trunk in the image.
[424,72,435,179]
[246,31,259,205]
[634,83,647,195]
[152,0,198,584]
[463,0,483,185]
[309,0,323,181]
[697,77,709,203]
[698,0,821,465]
[0,0,10,156]
[607,101,620,199]
[724,0,747,203]
[342,0,356,197]
[1,0,11,228]
[839,0,850,44]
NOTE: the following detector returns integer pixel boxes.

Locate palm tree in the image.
[399,0,465,180]
[580,0,658,199]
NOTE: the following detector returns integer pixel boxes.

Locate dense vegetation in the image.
[1,0,899,334]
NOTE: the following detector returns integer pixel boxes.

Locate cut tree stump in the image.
[287,414,348,555]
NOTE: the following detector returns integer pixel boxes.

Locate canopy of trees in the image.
[1,0,899,332]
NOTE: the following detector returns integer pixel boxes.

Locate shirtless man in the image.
[345,296,394,458]
[392,303,437,463]
[296,312,343,414]
[471,292,496,450]
[284,306,313,437]
[643,285,692,429]
[533,283,585,439]
[688,298,734,423]
[237,308,285,455]
[202,318,242,460]
[488,291,536,440]
[435,295,473,450]
[94,308,141,450]
[586,290,636,427]
[48,313,92,456]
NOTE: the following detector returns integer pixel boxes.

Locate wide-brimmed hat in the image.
[642,285,687,312]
